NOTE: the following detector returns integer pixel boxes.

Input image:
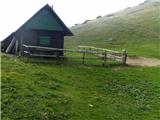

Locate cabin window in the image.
[39,36,50,45]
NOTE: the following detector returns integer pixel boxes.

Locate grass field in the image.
[1,54,160,120]
[1,1,160,120]
[65,1,160,59]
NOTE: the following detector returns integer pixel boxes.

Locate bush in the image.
[82,20,91,24]
[96,16,102,19]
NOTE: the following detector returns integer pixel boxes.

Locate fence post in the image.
[114,52,116,61]
[122,49,127,64]
[104,51,107,64]
[82,51,86,64]
[102,51,107,66]
[97,49,99,56]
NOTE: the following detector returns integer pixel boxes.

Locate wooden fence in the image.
[22,44,127,65]
[78,46,127,64]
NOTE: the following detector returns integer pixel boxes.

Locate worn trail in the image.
[127,57,160,67]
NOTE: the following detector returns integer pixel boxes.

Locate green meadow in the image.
[1,55,160,120]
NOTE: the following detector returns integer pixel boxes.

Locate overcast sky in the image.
[0,0,145,40]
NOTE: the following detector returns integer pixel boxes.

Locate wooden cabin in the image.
[1,4,73,56]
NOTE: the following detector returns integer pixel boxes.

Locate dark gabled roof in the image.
[17,4,73,36]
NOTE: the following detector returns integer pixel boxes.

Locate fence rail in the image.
[78,45,121,54]
[22,44,127,65]
[78,46,127,64]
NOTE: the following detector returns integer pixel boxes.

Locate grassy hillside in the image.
[65,1,160,58]
[1,54,160,120]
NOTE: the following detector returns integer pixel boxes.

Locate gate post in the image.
[122,49,127,64]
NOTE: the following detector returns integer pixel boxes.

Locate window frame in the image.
[39,36,51,46]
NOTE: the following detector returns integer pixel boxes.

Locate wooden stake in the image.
[114,53,116,61]
[6,37,16,53]
[122,49,127,64]
[104,51,107,64]
[97,49,99,56]
[82,51,86,64]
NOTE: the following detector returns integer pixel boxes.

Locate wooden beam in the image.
[6,37,16,53]
[19,34,23,56]
[15,40,18,54]
[78,45,120,54]
[23,44,97,54]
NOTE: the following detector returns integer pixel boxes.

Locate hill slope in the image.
[65,1,160,58]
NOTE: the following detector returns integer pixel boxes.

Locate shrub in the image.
[82,20,91,24]
[96,16,102,19]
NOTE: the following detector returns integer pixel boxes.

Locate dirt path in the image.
[127,57,160,67]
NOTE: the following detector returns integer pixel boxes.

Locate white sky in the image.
[0,0,145,40]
